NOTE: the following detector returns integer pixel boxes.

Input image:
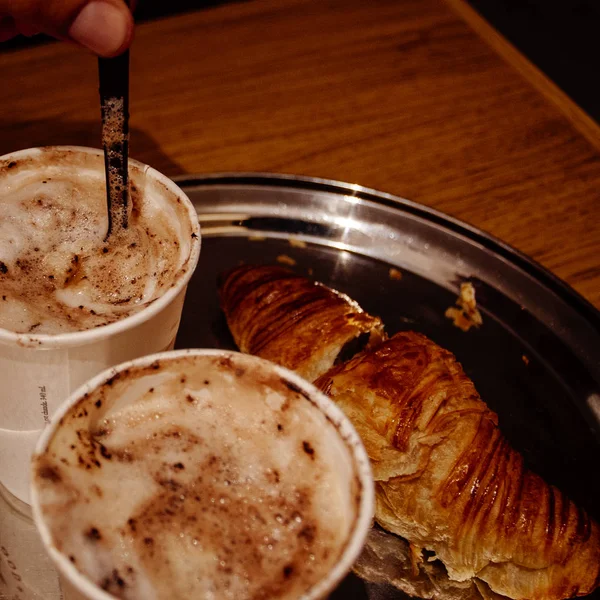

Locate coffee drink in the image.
[32,351,371,600]
[0,148,197,335]
[0,146,201,506]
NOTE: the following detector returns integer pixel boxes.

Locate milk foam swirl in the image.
[0,149,194,335]
[33,353,360,600]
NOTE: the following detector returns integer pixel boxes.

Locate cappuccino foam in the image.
[0,149,195,335]
[33,353,359,600]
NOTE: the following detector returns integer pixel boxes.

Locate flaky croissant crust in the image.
[219,265,600,600]
[219,265,384,382]
[315,332,600,600]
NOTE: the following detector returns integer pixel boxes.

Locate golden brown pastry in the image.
[315,332,600,600]
[219,265,385,381]
[219,266,600,600]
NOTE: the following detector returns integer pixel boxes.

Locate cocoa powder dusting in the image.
[0,150,195,335]
[33,354,356,600]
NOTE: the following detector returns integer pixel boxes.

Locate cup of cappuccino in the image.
[0,146,201,504]
[30,349,374,600]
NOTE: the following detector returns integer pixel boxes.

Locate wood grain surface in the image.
[1,0,599,307]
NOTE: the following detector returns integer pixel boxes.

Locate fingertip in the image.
[103,8,134,57]
[69,1,134,58]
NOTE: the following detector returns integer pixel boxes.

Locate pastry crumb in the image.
[409,543,423,577]
[277,254,297,267]
[248,235,266,242]
[522,354,529,365]
[289,239,307,248]
[445,282,482,332]
[389,268,402,281]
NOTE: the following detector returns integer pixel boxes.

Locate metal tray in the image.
[173,173,600,600]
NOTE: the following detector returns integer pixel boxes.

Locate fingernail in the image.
[69,1,129,57]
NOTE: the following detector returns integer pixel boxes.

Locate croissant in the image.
[218,265,385,381]
[219,265,600,600]
[315,332,600,600]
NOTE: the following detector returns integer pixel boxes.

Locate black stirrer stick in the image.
[98,14,130,238]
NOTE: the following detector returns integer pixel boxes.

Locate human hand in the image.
[0,0,134,57]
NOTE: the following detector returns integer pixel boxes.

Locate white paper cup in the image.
[0,147,201,504]
[30,349,374,600]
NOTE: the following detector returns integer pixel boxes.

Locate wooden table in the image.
[2,0,599,308]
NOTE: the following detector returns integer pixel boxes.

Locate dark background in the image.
[2,0,599,122]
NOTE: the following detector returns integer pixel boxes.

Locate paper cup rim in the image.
[30,348,375,600]
[0,146,201,349]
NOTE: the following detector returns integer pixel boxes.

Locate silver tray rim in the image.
[173,171,600,334]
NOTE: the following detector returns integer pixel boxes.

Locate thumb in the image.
[4,0,134,57]
[69,1,134,57]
